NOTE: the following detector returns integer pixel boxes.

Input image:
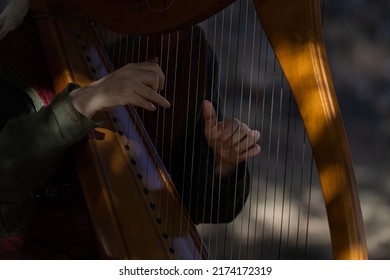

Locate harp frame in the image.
[31,0,368,259]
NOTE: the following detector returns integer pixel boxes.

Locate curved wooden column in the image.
[254,0,367,259]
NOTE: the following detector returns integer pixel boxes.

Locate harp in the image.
[31,0,368,259]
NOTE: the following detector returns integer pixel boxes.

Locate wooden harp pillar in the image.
[31,0,368,259]
[254,0,368,260]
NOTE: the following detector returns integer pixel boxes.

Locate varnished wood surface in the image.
[254,0,367,259]
[72,0,235,34]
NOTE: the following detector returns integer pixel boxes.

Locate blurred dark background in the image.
[324,0,390,259]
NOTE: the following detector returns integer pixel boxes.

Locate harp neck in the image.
[32,0,235,35]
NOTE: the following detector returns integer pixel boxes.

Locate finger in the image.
[234,130,261,153]
[237,144,261,162]
[137,62,165,91]
[133,82,171,109]
[222,122,250,147]
[127,93,157,111]
[139,69,162,92]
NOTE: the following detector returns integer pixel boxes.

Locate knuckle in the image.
[152,72,160,82]
[145,87,155,98]
[240,123,249,132]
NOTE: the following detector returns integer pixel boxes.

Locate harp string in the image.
[207,12,226,254]
[178,27,194,244]
[220,3,236,259]
[269,55,282,257]
[203,3,235,259]
[230,0,246,260]
[257,27,271,260]
[240,0,258,259]
[195,27,204,226]
[247,10,264,261]
[239,2,261,258]
[200,12,223,257]
[276,83,291,259]
[229,1,253,259]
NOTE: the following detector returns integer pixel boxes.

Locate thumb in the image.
[202,100,218,130]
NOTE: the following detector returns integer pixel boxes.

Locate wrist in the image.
[69,86,96,119]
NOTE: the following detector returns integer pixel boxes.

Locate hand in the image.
[70,61,170,118]
[202,100,261,176]
[0,0,29,39]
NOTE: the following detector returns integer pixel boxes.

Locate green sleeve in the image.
[0,83,98,235]
[0,83,97,201]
